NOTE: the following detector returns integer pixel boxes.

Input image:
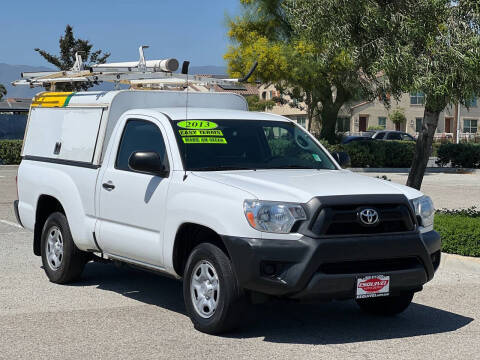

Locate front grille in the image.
[319,257,421,275]
[310,203,415,236]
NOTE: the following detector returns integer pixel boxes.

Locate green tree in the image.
[403,2,480,188]
[286,0,480,189]
[389,108,406,129]
[34,25,110,90]
[245,95,275,111]
[225,0,370,143]
[0,84,6,101]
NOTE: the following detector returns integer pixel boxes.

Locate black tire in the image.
[183,243,247,334]
[356,292,414,316]
[41,212,87,284]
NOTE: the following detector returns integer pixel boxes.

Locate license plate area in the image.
[356,275,390,299]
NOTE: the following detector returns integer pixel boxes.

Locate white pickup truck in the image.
[14,90,441,334]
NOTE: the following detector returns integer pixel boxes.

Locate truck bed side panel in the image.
[17,160,100,251]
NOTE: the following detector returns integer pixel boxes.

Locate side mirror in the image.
[128,151,169,177]
[332,151,351,168]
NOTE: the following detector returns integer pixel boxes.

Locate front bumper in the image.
[222,230,441,300]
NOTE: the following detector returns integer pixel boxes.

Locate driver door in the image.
[96,115,172,267]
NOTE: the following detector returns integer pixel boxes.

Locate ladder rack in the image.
[12,46,246,91]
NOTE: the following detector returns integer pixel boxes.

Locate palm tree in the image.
[0,84,6,101]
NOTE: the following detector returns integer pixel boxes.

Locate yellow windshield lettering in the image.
[182,137,227,144]
[177,120,218,129]
[179,129,223,136]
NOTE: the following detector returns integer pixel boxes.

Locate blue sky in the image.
[0,0,241,67]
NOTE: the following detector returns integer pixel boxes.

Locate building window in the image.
[378,117,386,129]
[295,115,307,128]
[336,117,350,132]
[261,91,267,100]
[410,92,425,105]
[466,97,478,107]
[269,91,273,99]
[415,118,423,132]
[464,119,478,133]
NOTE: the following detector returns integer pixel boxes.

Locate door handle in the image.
[102,181,115,191]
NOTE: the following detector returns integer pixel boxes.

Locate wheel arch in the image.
[172,222,230,277]
[33,195,66,256]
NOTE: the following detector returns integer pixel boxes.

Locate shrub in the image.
[320,140,415,168]
[343,141,382,167]
[381,141,415,167]
[0,140,22,165]
[436,143,480,168]
[431,142,444,157]
[435,207,480,257]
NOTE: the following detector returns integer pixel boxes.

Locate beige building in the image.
[343,93,479,140]
[259,85,479,140]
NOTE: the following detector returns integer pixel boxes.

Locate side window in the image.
[375,132,385,139]
[401,133,414,141]
[387,132,402,140]
[115,119,167,172]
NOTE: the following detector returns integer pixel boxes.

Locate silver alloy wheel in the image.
[46,226,64,271]
[190,260,220,319]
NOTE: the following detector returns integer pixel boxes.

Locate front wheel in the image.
[183,243,247,334]
[41,212,88,284]
[356,292,414,316]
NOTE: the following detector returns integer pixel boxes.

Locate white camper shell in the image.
[23,90,248,166]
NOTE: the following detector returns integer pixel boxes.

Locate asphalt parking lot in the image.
[363,171,480,210]
[1,166,479,359]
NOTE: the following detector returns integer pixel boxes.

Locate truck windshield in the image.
[172,119,337,171]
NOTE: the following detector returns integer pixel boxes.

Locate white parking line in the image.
[0,219,22,229]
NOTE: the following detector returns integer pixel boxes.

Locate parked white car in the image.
[14,90,441,334]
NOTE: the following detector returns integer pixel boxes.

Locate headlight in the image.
[411,195,434,228]
[244,200,307,233]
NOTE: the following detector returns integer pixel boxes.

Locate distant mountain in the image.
[0,63,228,99]
[188,65,227,76]
[0,63,53,99]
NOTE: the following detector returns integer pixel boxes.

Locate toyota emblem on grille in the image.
[359,208,380,226]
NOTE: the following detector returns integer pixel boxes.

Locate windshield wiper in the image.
[189,166,254,171]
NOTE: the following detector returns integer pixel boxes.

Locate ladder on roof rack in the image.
[12,46,256,91]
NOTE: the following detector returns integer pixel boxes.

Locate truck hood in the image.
[193,169,423,203]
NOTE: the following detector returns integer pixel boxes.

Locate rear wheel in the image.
[41,212,87,284]
[356,292,414,316]
[183,243,247,334]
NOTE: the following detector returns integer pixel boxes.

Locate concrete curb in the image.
[440,252,480,274]
[350,167,479,174]
[0,165,19,169]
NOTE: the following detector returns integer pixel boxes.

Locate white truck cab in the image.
[14,90,441,334]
